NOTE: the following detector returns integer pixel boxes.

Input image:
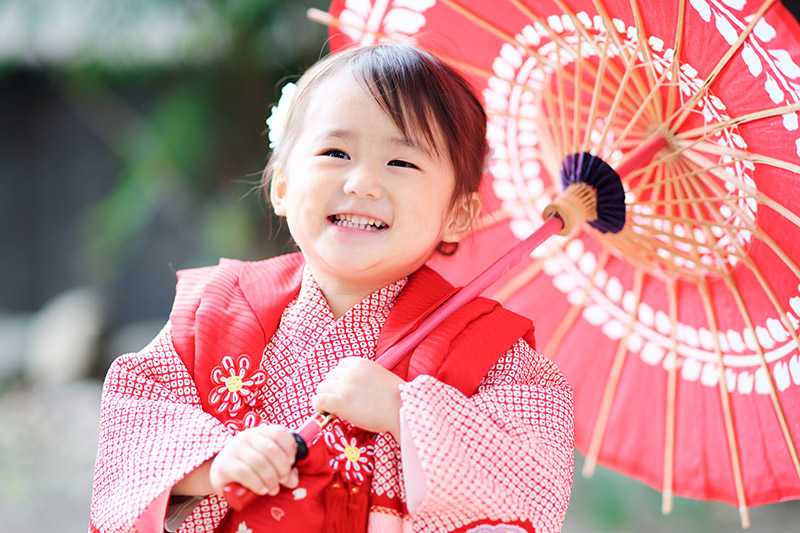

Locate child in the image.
[90,43,574,533]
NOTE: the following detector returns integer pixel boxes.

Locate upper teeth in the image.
[335,214,386,229]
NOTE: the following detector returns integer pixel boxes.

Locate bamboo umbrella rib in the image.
[689,140,800,176]
[632,194,757,207]
[668,0,778,133]
[583,268,645,477]
[672,158,742,271]
[725,267,800,483]
[698,278,751,529]
[554,39,571,159]
[543,248,612,360]
[593,36,648,154]
[553,0,638,98]
[509,0,643,119]
[675,102,800,140]
[665,0,687,120]
[668,164,699,264]
[668,165,691,474]
[585,0,649,101]
[679,154,800,283]
[679,157,800,380]
[541,72,568,161]
[486,68,631,125]
[643,134,800,201]
[629,0,665,123]
[682,147,800,232]
[688,155,800,503]
[604,57,679,157]
[661,163,678,256]
[626,153,662,201]
[583,32,613,153]
[536,0,653,120]
[677,158,753,523]
[662,159,706,515]
[610,227,722,278]
[572,32,583,154]
[624,219,745,266]
[628,210,747,232]
[507,0,588,65]
[629,159,747,196]
[590,0,660,122]
[624,226,743,264]
[679,165,800,471]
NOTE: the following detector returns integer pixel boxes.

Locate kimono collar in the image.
[285,265,409,333]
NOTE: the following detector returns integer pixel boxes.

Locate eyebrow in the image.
[389,135,433,157]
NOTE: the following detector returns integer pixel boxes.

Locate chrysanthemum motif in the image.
[209,355,266,414]
[324,422,375,484]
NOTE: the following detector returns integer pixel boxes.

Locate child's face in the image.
[271,70,474,292]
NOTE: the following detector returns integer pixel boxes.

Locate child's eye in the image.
[321,149,350,160]
[388,159,419,169]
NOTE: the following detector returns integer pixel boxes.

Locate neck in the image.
[316,281,379,319]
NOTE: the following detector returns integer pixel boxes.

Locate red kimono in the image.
[91,254,574,532]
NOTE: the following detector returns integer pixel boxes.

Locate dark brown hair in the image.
[265,43,488,207]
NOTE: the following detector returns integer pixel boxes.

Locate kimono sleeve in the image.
[89,324,231,533]
[398,338,574,533]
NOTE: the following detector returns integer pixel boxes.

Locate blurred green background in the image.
[0,0,798,531]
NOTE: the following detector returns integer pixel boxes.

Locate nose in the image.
[342,164,383,199]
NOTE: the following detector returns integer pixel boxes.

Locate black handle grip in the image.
[291,430,308,463]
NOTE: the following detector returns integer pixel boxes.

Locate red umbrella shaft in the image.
[223,214,565,511]
[298,212,565,441]
[615,135,667,179]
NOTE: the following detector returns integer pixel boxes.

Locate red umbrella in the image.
[314,0,800,527]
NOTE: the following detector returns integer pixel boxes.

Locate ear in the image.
[441,192,482,243]
[270,168,287,217]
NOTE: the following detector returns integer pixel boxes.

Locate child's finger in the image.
[311,391,340,417]
[282,467,299,489]
[248,431,295,483]
[211,455,273,497]
[257,425,298,460]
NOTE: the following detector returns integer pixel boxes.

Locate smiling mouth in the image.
[330,214,388,231]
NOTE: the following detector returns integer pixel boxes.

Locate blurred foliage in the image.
[2,0,329,283]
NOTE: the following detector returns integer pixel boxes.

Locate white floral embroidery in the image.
[209,355,266,414]
[324,423,375,483]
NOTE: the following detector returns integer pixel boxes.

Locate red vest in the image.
[169,253,536,531]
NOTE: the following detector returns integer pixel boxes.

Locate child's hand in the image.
[209,425,299,497]
[313,358,405,440]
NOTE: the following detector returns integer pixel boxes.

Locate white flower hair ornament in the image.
[266,82,298,149]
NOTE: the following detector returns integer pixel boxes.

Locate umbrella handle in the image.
[219,215,567,512]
